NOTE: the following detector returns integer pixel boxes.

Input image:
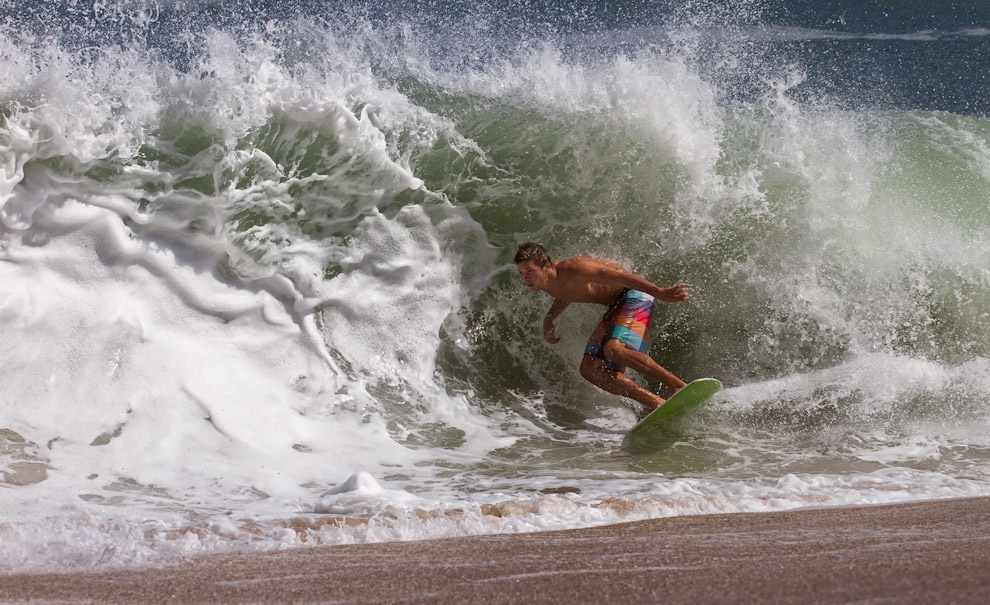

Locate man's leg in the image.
[579,355,666,410]
[581,322,668,410]
[598,290,686,394]
[602,339,686,393]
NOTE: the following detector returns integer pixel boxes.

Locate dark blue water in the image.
[6,1,989,114]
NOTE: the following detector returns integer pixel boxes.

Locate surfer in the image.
[514,242,688,411]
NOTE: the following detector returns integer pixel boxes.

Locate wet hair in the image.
[514,242,552,267]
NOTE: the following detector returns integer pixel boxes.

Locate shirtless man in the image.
[514,242,689,411]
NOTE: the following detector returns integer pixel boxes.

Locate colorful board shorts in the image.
[583,289,655,372]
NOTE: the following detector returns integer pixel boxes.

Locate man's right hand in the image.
[543,317,561,344]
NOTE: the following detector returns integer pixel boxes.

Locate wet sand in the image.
[3,496,990,604]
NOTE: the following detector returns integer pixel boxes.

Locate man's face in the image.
[516,260,547,291]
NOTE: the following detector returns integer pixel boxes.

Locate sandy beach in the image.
[2,496,989,604]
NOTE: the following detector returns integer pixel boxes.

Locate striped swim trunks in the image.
[583,289,655,372]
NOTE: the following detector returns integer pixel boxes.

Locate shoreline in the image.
[3,496,990,604]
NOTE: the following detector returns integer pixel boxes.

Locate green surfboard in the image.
[628,378,722,435]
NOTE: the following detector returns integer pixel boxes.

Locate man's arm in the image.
[543,299,570,344]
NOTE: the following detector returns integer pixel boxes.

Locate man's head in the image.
[515,242,553,291]
[514,242,552,267]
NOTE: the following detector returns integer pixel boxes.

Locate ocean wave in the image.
[3,0,990,573]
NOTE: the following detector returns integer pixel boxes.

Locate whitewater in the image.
[3,0,990,573]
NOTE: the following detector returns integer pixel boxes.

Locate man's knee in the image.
[582,354,626,388]
[582,355,619,386]
[579,356,599,383]
[602,339,628,363]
